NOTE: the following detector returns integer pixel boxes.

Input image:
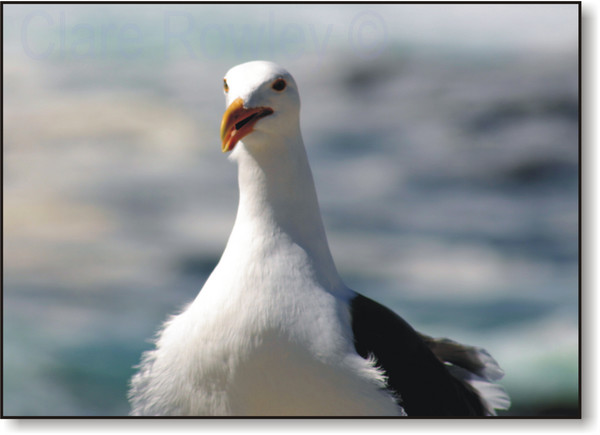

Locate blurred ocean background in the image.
[3,3,579,417]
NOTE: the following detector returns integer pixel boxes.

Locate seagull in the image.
[129,60,510,417]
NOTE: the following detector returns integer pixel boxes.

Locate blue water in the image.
[3,3,579,416]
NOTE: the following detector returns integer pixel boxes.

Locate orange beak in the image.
[220,97,274,152]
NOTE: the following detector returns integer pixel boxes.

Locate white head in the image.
[220,61,301,154]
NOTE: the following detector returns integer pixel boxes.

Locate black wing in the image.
[350,293,486,416]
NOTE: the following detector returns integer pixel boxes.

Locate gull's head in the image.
[220,61,300,153]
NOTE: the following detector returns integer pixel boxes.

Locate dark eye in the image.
[272,78,286,92]
[223,79,229,93]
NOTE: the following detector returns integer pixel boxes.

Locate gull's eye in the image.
[272,78,286,92]
[223,79,229,93]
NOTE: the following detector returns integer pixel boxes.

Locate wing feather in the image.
[350,293,509,416]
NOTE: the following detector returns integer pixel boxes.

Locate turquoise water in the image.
[3,3,579,416]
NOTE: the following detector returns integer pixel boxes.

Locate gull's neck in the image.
[224,126,342,291]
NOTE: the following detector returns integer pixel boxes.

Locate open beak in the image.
[220,97,274,152]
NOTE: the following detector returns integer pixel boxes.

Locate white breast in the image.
[129,244,404,416]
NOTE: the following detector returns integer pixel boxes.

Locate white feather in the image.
[129,61,404,416]
[446,364,511,416]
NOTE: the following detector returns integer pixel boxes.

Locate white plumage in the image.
[129,61,509,417]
